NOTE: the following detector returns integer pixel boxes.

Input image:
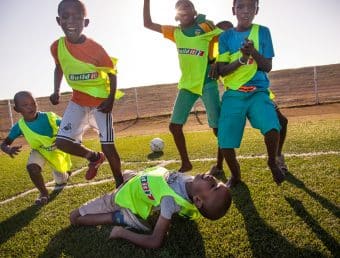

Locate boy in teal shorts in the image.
[210,0,285,187]
[0,91,72,205]
[143,0,223,173]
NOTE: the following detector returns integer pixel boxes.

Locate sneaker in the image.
[276,155,288,174]
[35,194,49,205]
[85,152,105,180]
[112,208,151,232]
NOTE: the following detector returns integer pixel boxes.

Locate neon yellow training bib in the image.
[174,28,222,95]
[58,37,124,99]
[18,112,72,172]
[217,24,260,90]
[115,167,201,220]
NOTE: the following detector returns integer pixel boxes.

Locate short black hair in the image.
[233,0,259,5]
[58,0,87,16]
[13,91,33,107]
[175,0,195,9]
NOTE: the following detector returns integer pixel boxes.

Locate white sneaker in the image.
[113,208,151,232]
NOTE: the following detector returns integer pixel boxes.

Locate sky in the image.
[0,0,339,100]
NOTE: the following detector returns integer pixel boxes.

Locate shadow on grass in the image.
[39,215,205,258]
[0,188,63,245]
[147,151,164,160]
[232,182,323,257]
[285,197,340,256]
[285,172,340,218]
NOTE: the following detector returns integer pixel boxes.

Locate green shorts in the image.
[218,89,281,148]
[171,81,221,128]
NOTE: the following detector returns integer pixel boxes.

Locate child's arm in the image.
[109,215,171,249]
[143,0,162,33]
[50,64,63,105]
[97,73,116,113]
[0,137,22,158]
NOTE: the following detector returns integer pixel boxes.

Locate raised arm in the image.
[109,215,171,248]
[143,0,162,33]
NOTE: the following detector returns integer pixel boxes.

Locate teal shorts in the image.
[218,89,281,148]
[171,81,220,128]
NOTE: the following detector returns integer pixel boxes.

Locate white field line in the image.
[1,151,339,205]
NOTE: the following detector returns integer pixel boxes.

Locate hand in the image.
[109,226,124,239]
[208,63,220,80]
[49,92,60,105]
[7,145,22,158]
[97,97,114,113]
[241,38,255,56]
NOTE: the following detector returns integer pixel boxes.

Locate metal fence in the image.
[1,64,340,138]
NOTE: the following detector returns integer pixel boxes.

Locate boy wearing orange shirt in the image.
[50,0,123,186]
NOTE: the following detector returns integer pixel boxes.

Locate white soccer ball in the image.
[150,138,164,152]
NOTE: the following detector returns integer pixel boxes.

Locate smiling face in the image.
[175,0,197,28]
[14,92,38,122]
[56,1,89,43]
[233,0,258,31]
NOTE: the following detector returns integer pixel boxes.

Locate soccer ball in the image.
[150,138,164,152]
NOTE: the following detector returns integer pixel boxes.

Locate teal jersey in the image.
[8,112,61,141]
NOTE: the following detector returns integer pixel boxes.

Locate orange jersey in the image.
[51,37,114,107]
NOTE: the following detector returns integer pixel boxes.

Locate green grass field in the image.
[0,119,339,257]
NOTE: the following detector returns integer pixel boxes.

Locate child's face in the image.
[192,173,227,200]
[56,2,89,43]
[233,0,258,30]
[175,1,196,28]
[14,95,37,121]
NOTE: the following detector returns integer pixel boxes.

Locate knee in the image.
[26,163,41,175]
[69,209,80,225]
[169,123,182,134]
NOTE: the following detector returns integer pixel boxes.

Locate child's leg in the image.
[248,91,285,185]
[264,129,285,185]
[70,209,113,225]
[27,150,48,198]
[52,170,69,185]
[101,143,123,187]
[170,89,198,172]
[169,123,192,172]
[70,192,118,225]
[201,82,223,174]
[209,127,224,175]
[276,108,288,156]
[56,101,99,161]
[222,148,241,187]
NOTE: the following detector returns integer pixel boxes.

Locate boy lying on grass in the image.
[70,167,231,248]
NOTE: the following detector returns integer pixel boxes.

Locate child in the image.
[143,0,224,174]
[50,0,124,186]
[70,166,231,248]
[0,91,72,205]
[215,19,289,174]
[210,0,285,187]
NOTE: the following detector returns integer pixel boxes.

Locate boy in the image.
[70,166,231,248]
[143,0,224,174]
[215,19,289,174]
[0,91,72,205]
[210,0,285,187]
[50,0,124,186]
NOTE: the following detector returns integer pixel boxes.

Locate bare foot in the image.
[226,176,241,188]
[208,165,224,176]
[268,162,285,185]
[179,162,193,173]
